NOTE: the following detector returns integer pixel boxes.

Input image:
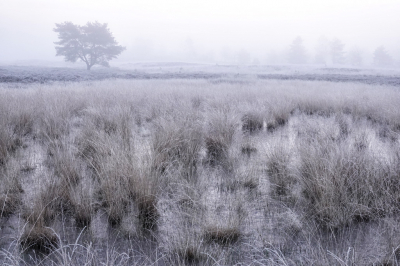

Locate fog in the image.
[1,0,399,66]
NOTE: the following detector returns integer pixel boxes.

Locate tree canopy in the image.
[54,21,126,70]
[373,46,393,67]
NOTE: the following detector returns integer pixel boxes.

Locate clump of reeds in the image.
[266,115,288,132]
[176,246,204,264]
[205,137,228,167]
[266,141,295,199]
[241,144,257,157]
[69,178,96,227]
[335,113,351,139]
[97,160,133,226]
[137,194,159,230]
[203,226,241,245]
[205,109,238,170]
[0,192,21,217]
[20,225,59,253]
[296,125,400,229]
[241,113,263,134]
[0,127,23,167]
[151,114,202,179]
[12,111,35,138]
[40,110,70,141]
[0,163,23,217]
[20,178,62,252]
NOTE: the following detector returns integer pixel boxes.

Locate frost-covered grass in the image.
[1,64,400,86]
[1,78,400,265]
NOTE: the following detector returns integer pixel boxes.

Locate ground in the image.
[0,64,400,265]
[1,63,400,86]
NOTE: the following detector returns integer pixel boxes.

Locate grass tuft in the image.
[241,113,263,134]
[266,115,288,132]
[241,144,257,157]
[0,192,21,217]
[151,115,202,179]
[205,137,228,167]
[175,245,205,265]
[266,142,294,199]
[20,225,59,253]
[203,226,241,245]
[0,165,23,217]
[138,194,159,230]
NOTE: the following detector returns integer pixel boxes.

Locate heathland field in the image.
[1,74,400,265]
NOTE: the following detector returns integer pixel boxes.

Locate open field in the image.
[1,68,400,265]
[1,64,400,86]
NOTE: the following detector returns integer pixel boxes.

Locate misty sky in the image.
[1,0,399,64]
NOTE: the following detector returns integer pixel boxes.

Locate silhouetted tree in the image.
[288,36,307,64]
[330,38,345,64]
[54,21,126,70]
[373,46,393,67]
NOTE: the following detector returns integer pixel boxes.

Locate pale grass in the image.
[0,78,400,265]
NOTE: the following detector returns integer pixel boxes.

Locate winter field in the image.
[1,65,400,265]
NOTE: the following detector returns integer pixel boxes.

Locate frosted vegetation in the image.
[1,77,400,265]
[1,64,400,86]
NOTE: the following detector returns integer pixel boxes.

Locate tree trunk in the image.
[86,64,92,70]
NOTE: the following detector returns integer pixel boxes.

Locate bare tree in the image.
[54,21,126,70]
[373,46,393,67]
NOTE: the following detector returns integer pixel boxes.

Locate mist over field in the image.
[1,0,400,67]
[3,1,400,266]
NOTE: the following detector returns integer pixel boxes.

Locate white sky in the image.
[0,0,399,63]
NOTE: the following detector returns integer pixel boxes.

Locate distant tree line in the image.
[226,39,396,67]
[285,36,395,67]
[52,21,396,69]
